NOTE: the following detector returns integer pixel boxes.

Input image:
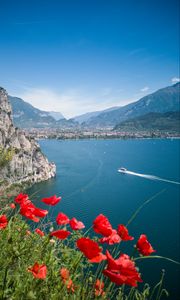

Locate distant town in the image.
[25,128,180,140]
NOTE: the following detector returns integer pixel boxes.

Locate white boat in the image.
[118,167,127,173]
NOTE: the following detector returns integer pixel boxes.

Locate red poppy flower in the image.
[56,212,70,225]
[76,237,107,263]
[100,229,121,245]
[103,250,142,287]
[0,215,8,230]
[35,228,45,237]
[117,224,134,241]
[10,203,16,209]
[19,204,40,223]
[41,195,61,206]
[136,234,156,256]
[20,198,32,207]
[19,200,48,222]
[66,279,75,293]
[28,262,47,279]
[32,207,48,218]
[94,279,105,297]
[60,268,70,280]
[14,193,29,204]
[50,229,71,239]
[95,279,104,289]
[69,217,85,230]
[93,214,113,237]
[60,268,75,293]
[15,194,41,221]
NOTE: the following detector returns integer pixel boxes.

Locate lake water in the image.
[29,138,180,298]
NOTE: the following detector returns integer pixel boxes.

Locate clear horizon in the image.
[0,0,179,118]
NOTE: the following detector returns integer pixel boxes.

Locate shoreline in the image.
[36,136,180,141]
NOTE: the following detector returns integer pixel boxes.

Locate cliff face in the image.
[0,87,56,185]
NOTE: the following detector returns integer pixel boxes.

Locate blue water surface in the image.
[29,138,180,299]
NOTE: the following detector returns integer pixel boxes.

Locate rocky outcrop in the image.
[0,87,56,186]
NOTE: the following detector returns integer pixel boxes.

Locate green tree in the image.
[0,147,14,168]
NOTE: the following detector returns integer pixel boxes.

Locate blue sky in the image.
[0,0,179,118]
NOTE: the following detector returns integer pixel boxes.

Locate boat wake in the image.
[118,170,180,185]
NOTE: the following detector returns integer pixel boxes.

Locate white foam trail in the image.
[118,170,180,185]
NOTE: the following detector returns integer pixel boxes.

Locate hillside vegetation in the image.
[114,111,180,132]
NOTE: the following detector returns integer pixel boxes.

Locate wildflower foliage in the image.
[0,193,171,299]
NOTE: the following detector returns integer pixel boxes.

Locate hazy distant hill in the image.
[9,96,65,128]
[48,111,64,120]
[72,106,119,124]
[113,111,180,132]
[82,83,180,127]
[8,83,180,130]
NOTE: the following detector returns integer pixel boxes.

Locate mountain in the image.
[48,111,64,120]
[0,87,56,187]
[7,83,180,129]
[9,96,65,128]
[113,111,180,132]
[72,106,119,124]
[82,83,180,128]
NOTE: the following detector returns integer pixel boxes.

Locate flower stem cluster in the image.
[0,192,171,300]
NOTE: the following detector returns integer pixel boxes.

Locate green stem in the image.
[130,246,138,260]
[83,225,93,237]
[127,287,135,300]
[159,288,169,299]
[70,253,83,274]
[134,255,180,265]
[126,189,166,227]
[2,267,8,300]
[29,189,42,200]
[156,270,165,300]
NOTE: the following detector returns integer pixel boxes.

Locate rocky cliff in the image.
[0,87,56,186]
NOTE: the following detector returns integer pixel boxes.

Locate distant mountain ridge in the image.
[82,83,180,127]
[7,83,180,129]
[72,106,120,124]
[9,96,57,128]
[8,96,76,128]
[113,111,180,132]
[48,111,64,120]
